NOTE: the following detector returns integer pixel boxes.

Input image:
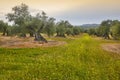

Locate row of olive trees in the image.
[1,4,119,41]
[87,20,120,40]
[0,3,81,42]
[56,21,82,37]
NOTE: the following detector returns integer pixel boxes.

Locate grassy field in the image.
[0,34,120,80]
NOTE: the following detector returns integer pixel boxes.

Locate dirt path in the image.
[0,36,66,48]
[102,44,120,54]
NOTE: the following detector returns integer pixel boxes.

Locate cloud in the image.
[0,0,120,25]
[52,2,120,25]
[0,11,6,20]
[29,8,43,16]
[0,12,4,15]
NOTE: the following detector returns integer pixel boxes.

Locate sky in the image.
[0,0,120,25]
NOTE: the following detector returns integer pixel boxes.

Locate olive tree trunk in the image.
[34,32,47,43]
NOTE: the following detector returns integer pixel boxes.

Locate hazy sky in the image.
[0,0,120,25]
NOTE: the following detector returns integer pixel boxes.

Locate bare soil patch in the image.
[0,36,66,48]
[102,43,120,54]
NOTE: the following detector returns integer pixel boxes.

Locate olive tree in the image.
[26,12,48,42]
[110,20,120,40]
[0,20,9,36]
[6,3,30,37]
[97,20,112,39]
[56,20,72,37]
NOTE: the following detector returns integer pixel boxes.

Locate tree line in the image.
[0,3,120,42]
[0,3,81,42]
[87,20,120,40]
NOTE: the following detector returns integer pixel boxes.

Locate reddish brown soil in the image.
[102,44,120,54]
[0,36,66,48]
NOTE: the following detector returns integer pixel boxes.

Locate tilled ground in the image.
[0,36,66,48]
[102,43,120,54]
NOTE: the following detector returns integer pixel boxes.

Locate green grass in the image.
[0,34,120,80]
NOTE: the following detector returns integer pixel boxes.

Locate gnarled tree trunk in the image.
[34,32,47,43]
